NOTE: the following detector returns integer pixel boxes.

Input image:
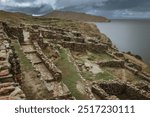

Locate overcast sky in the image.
[0,0,150,19]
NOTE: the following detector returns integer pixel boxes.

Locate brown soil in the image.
[21,71,52,100]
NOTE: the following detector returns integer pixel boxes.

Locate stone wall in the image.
[32,41,62,81]
[92,80,150,100]
[126,83,150,100]
[98,81,126,95]
[0,25,25,100]
[124,64,150,83]
[126,62,142,71]
[27,25,111,54]
[92,84,110,99]
[0,82,26,100]
[2,22,24,43]
[29,31,40,40]
[97,60,125,68]
[60,41,87,52]
[137,72,150,83]
[58,41,108,53]
[9,46,22,84]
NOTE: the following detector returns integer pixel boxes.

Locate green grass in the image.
[12,40,33,71]
[95,71,115,81]
[81,70,115,81]
[87,51,113,61]
[55,48,85,99]
[81,72,93,81]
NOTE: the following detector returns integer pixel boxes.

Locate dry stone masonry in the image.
[92,80,150,100]
[0,21,150,100]
[0,22,25,100]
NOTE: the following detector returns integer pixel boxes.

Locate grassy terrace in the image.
[81,70,115,81]
[74,51,115,81]
[87,51,113,61]
[12,40,33,71]
[55,48,85,100]
[95,71,116,80]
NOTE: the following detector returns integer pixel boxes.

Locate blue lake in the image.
[97,20,150,65]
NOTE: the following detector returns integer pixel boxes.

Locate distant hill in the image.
[0,10,32,25]
[45,11,110,22]
[0,10,101,37]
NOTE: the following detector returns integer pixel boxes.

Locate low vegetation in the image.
[87,51,113,61]
[12,40,33,71]
[55,48,85,99]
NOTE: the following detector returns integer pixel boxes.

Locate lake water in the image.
[96,20,150,65]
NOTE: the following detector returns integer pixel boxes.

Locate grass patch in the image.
[87,51,113,61]
[12,40,33,71]
[95,71,115,81]
[81,72,93,81]
[82,71,115,81]
[55,48,85,99]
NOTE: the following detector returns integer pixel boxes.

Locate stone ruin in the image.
[0,22,25,100]
[92,80,150,100]
[97,60,125,68]
[28,25,109,53]
[0,21,150,100]
[98,51,150,84]
[32,41,62,81]
[26,24,150,100]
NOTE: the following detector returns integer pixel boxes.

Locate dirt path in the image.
[121,69,127,82]
[22,71,52,99]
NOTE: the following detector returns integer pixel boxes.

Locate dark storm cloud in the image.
[0,0,54,15]
[13,0,32,3]
[101,0,150,11]
[0,0,150,18]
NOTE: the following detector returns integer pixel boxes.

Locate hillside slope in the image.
[45,11,110,22]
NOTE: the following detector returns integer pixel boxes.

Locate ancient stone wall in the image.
[92,84,110,99]
[2,22,24,43]
[97,60,125,68]
[59,41,108,53]
[32,41,62,81]
[0,25,25,99]
[137,72,150,83]
[126,83,150,100]
[92,80,150,100]
[126,62,142,71]
[29,30,40,40]
[124,64,150,83]
[98,81,126,95]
